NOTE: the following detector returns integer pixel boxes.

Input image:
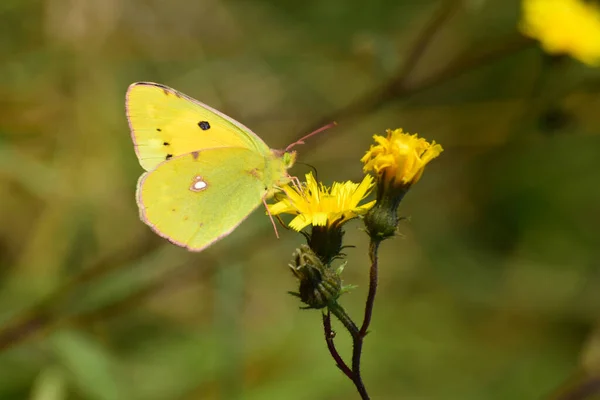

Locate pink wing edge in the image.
[124,83,145,163]
[124,82,271,160]
[135,170,265,252]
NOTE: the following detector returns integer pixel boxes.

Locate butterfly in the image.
[126,82,330,252]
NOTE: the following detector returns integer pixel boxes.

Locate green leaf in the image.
[49,330,127,400]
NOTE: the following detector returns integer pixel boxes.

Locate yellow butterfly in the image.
[126,82,304,251]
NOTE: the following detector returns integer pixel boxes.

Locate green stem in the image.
[328,302,359,336]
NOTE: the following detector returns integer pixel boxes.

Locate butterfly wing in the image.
[126,82,271,171]
[137,147,277,251]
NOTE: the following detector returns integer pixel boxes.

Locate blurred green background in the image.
[1,0,600,398]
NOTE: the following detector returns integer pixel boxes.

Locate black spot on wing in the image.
[163,142,169,146]
[198,121,210,131]
[156,128,162,132]
[166,154,173,160]
[191,151,199,159]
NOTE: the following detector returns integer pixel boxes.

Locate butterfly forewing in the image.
[126,82,270,171]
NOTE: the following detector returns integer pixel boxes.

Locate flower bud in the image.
[288,245,342,309]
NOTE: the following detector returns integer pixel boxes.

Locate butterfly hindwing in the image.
[136,147,270,251]
[126,82,270,171]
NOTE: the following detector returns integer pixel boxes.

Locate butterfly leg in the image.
[275,214,295,231]
[263,197,280,239]
[290,175,303,191]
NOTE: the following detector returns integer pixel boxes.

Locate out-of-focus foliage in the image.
[1,0,599,399]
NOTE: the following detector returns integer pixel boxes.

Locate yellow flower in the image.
[267,172,376,232]
[361,129,442,241]
[519,0,600,66]
[361,128,443,187]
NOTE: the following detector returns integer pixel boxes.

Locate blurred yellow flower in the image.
[519,0,600,66]
[361,129,443,187]
[267,172,376,232]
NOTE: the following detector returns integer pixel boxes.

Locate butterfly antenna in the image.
[290,175,303,191]
[285,122,337,152]
[263,198,280,239]
[295,161,319,182]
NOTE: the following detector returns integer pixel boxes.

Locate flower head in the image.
[361,128,443,188]
[267,172,376,232]
[268,172,375,263]
[519,0,600,66]
[361,128,443,241]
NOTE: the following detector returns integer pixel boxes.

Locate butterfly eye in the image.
[198,121,211,131]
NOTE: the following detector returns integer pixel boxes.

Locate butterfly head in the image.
[272,149,297,176]
[282,150,297,169]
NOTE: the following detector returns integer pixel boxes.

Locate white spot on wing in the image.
[190,176,208,192]
[193,181,207,190]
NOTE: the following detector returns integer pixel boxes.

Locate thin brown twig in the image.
[0,240,158,352]
[300,0,462,143]
[389,0,464,92]
[300,34,535,153]
[349,240,380,399]
[358,240,380,337]
[0,242,213,352]
[324,240,381,400]
[327,302,370,400]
